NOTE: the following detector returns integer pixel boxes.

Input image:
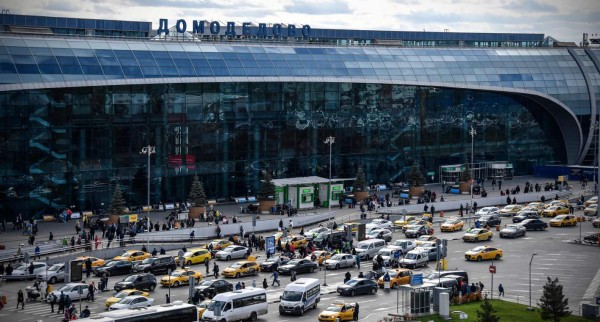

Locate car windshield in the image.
[378,250,391,256]
[199,280,213,286]
[223,246,236,252]
[425,272,440,279]
[230,263,243,269]
[207,300,226,312]
[119,252,132,257]
[58,284,75,291]
[331,255,345,260]
[141,258,155,264]
[281,290,303,301]
[117,297,134,304]
[472,246,485,252]
[124,275,138,282]
[345,279,359,285]
[405,253,418,259]
[114,291,130,298]
[48,264,62,272]
[315,232,329,239]
[198,300,211,308]
[170,271,184,277]
[555,215,566,219]
[357,244,369,250]
[105,261,117,267]
[392,241,405,246]
[265,257,279,263]
[325,306,342,312]
[287,259,301,265]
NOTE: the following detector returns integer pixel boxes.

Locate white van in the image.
[202,288,268,322]
[355,239,386,260]
[279,278,320,315]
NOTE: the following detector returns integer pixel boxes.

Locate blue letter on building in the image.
[210,21,221,34]
[158,18,169,35]
[176,19,187,33]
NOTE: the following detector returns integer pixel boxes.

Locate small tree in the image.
[353,166,368,192]
[258,171,276,201]
[460,164,472,182]
[108,184,127,217]
[538,277,571,322]
[476,295,501,322]
[188,175,207,207]
[407,164,425,187]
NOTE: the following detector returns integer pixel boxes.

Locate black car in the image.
[476,214,501,227]
[93,260,132,277]
[513,211,539,223]
[133,256,176,275]
[114,273,157,292]
[194,279,233,298]
[277,259,318,275]
[259,256,291,272]
[337,278,378,296]
[520,219,548,231]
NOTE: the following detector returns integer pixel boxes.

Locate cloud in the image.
[124,0,235,9]
[283,1,352,15]
[40,1,83,12]
[501,0,558,13]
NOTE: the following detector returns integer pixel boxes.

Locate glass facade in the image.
[0,82,564,217]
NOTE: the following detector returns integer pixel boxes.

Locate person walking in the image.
[17,289,24,310]
[270,271,280,287]
[165,294,170,304]
[213,262,219,279]
[498,284,504,297]
[205,257,210,275]
[57,291,65,314]
[354,302,360,320]
[85,257,92,278]
[49,292,57,313]
[355,253,360,269]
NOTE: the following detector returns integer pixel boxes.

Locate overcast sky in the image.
[4,0,599,43]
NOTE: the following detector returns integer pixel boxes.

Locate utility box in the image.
[581,303,599,319]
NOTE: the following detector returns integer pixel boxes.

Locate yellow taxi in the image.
[440,218,464,232]
[499,205,523,216]
[585,196,598,207]
[197,300,212,319]
[394,216,417,227]
[464,246,503,261]
[415,235,438,246]
[318,301,358,322]
[105,289,149,308]
[306,251,332,265]
[462,228,494,242]
[549,215,578,227]
[176,248,212,266]
[221,261,260,278]
[205,239,232,251]
[542,205,570,217]
[377,268,412,289]
[272,232,296,244]
[112,250,151,262]
[526,202,546,213]
[160,269,203,287]
[76,256,105,267]
[546,200,569,208]
[282,235,308,248]
[401,220,432,233]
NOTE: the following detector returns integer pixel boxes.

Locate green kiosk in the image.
[271,176,346,210]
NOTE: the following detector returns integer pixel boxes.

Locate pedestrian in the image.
[262,278,268,289]
[213,262,219,279]
[354,302,360,320]
[81,306,91,318]
[165,294,170,304]
[344,271,351,283]
[430,205,435,217]
[270,270,280,286]
[49,292,57,313]
[290,269,297,282]
[85,257,92,278]
[34,245,40,260]
[252,279,257,288]
[17,289,24,310]
[87,281,96,302]
[58,291,65,314]
[355,254,361,269]
[205,257,210,274]
[498,284,504,297]
[40,280,47,299]
[459,204,464,217]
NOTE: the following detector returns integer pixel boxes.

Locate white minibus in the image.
[279,277,320,315]
[202,288,268,322]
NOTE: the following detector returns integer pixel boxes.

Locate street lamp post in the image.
[323,136,335,287]
[469,126,476,225]
[140,145,155,251]
[528,252,538,310]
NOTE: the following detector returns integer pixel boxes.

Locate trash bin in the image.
[436,259,448,270]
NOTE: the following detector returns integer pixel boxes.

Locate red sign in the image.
[168,155,182,167]
[489,265,496,274]
[185,154,196,169]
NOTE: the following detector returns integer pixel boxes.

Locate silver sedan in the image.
[499,224,527,238]
[366,228,393,242]
[324,254,356,270]
[215,246,249,260]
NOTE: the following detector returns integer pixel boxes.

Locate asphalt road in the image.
[0,211,598,322]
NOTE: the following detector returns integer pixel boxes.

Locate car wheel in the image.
[49,276,57,284]
[187,261,192,266]
[350,290,355,297]
[365,255,370,260]
[392,283,398,289]
[487,235,492,241]
[226,255,231,261]
[250,312,257,321]
[495,254,501,260]
[335,264,340,270]
[310,267,315,273]
[477,256,482,262]
[173,281,180,287]
[235,273,240,278]
[149,284,155,291]
[371,288,376,295]
[336,318,341,322]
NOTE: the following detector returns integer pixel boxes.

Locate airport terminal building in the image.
[0,14,598,216]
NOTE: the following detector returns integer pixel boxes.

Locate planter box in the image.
[459,182,471,194]
[409,186,424,199]
[189,206,205,219]
[258,200,275,212]
[353,191,369,203]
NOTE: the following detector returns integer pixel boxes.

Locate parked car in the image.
[513,211,539,223]
[75,256,105,267]
[464,246,503,261]
[160,269,203,286]
[215,246,249,261]
[366,219,393,230]
[221,261,260,278]
[176,248,212,266]
[337,278,378,296]
[324,254,356,270]
[371,248,402,267]
[365,228,392,242]
[584,196,598,207]
[36,263,65,284]
[542,206,570,218]
[376,268,413,289]
[387,239,416,255]
[583,204,598,216]
[462,228,494,242]
[398,250,429,269]
[499,224,527,238]
[114,273,157,292]
[94,260,133,277]
[393,216,418,228]
[303,227,330,241]
[440,218,464,232]
[11,262,48,279]
[475,207,499,217]
[498,205,523,217]
[105,289,149,308]
[405,225,434,238]
[520,219,548,231]
[112,250,151,262]
[476,214,501,228]
[549,215,577,227]
[304,251,332,266]
[259,256,291,272]
[277,258,318,275]
[47,283,88,301]
[194,279,233,298]
[133,256,176,274]
[109,295,154,310]
[593,217,600,228]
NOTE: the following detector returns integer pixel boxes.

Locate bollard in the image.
[440,211,445,217]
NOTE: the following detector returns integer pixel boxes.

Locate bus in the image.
[202,288,268,321]
[77,301,198,322]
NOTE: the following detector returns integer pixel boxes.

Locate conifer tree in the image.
[188,175,207,207]
[538,277,571,322]
[108,184,127,216]
[353,166,367,192]
[476,295,501,322]
[258,171,276,201]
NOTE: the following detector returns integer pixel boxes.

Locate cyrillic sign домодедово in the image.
[157,19,311,38]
